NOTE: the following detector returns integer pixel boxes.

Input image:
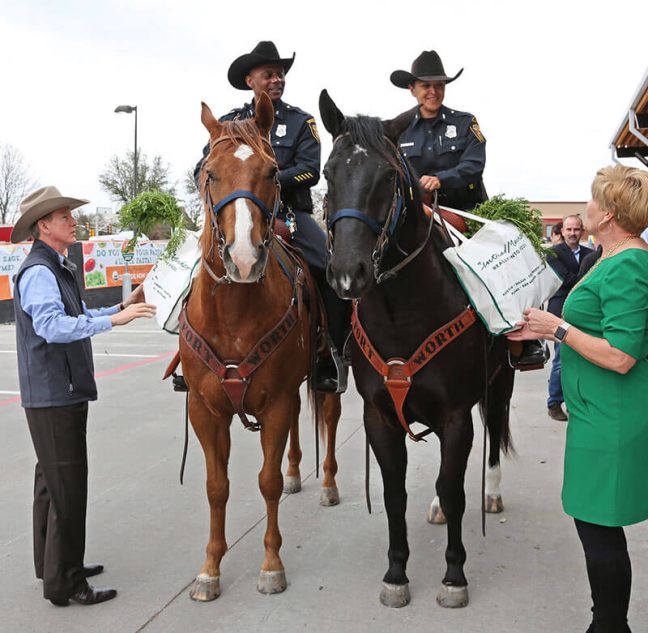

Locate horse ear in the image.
[383,106,418,145]
[319,89,345,138]
[255,92,274,137]
[201,102,222,137]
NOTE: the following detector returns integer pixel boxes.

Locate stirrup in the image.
[315,337,348,394]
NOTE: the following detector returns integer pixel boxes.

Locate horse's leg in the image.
[484,363,514,514]
[427,494,447,525]
[283,393,302,494]
[320,392,341,506]
[188,398,232,602]
[257,398,294,594]
[485,424,504,514]
[436,410,473,609]
[364,403,410,608]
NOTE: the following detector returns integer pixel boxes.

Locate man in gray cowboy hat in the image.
[12,186,156,606]
[194,40,349,392]
[391,50,547,368]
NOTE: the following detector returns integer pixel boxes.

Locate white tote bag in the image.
[142,230,202,334]
[439,209,562,335]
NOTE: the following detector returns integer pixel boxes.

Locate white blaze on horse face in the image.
[234,144,254,162]
[229,198,256,280]
[354,144,368,156]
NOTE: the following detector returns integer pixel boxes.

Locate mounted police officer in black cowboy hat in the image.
[194,41,350,392]
[391,49,547,368]
[390,49,488,212]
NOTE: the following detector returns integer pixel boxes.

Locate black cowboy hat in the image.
[390,50,463,88]
[227,41,296,90]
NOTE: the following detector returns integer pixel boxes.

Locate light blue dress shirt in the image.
[18,252,119,344]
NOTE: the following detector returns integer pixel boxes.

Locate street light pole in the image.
[114,104,138,301]
[114,104,138,199]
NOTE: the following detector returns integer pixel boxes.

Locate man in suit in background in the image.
[545,215,593,420]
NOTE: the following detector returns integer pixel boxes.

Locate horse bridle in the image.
[202,135,281,285]
[325,133,434,284]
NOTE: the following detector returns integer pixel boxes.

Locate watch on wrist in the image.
[554,322,571,342]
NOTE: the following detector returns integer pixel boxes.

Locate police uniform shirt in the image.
[398,105,487,210]
[195,99,321,213]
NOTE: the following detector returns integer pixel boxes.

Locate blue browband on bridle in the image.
[326,149,412,239]
[210,189,276,224]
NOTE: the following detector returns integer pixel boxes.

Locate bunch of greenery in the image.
[465,195,546,256]
[119,190,186,260]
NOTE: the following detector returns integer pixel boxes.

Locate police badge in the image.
[445,125,457,139]
[276,124,287,138]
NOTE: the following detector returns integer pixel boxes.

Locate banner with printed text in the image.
[82,240,167,289]
[0,243,32,300]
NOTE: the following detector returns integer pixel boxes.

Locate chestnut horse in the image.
[181,93,341,601]
[319,91,514,609]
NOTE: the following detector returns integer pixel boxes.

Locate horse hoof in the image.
[436,584,469,608]
[485,494,504,513]
[427,503,447,525]
[189,574,221,601]
[379,582,410,608]
[283,475,302,494]
[319,486,340,506]
[257,570,287,594]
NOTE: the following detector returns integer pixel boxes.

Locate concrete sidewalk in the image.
[1,320,646,633]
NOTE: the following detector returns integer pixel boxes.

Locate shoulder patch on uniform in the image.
[470,117,485,143]
[307,118,321,144]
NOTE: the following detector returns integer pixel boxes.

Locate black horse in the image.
[319,90,515,609]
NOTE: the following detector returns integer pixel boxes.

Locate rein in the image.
[352,302,477,442]
[325,134,434,284]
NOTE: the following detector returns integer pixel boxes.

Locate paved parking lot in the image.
[1,319,647,632]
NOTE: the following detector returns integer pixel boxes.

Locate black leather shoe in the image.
[172,373,188,392]
[38,563,104,581]
[51,585,117,606]
[83,563,104,578]
[511,340,549,370]
[315,357,339,393]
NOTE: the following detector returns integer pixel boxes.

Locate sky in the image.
[0,0,646,220]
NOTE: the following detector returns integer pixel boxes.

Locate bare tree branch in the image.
[99,151,176,205]
[0,143,38,224]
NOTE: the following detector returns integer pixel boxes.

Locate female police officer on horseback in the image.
[390,49,546,367]
[195,41,348,392]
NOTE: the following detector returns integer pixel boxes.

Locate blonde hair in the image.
[591,165,648,235]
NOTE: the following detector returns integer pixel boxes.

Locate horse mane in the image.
[219,119,277,165]
[343,116,403,174]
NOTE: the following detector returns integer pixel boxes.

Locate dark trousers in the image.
[575,519,632,633]
[290,210,351,352]
[26,403,89,601]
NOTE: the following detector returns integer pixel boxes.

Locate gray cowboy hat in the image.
[227,41,296,91]
[390,50,463,88]
[11,185,88,243]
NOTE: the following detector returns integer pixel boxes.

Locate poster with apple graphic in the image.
[82,240,166,289]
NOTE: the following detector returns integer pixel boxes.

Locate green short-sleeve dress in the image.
[561,248,648,527]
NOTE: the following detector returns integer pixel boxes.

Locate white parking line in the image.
[0,350,161,358]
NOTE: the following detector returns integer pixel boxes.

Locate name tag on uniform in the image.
[399,142,414,147]
[445,125,457,139]
[276,124,287,137]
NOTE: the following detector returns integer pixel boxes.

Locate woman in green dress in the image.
[508,164,648,633]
